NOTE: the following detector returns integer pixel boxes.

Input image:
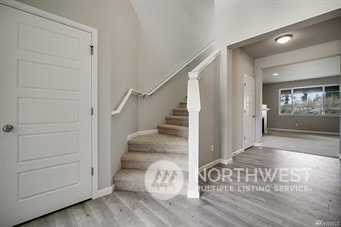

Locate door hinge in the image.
[244,136,246,140]
[91,167,94,176]
[90,45,94,55]
[91,107,94,116]
[244,83,246,86]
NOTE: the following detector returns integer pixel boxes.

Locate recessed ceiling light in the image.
[275,34,293,44]
[273,73,279,76]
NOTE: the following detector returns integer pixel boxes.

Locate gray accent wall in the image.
[199,57,221,167]
[263,76,340,133]
[232,48,255,152]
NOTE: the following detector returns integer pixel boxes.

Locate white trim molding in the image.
[199,159,221,172]
[219,158,233,165]
[127,130,158,140]
[199,158,233,172]
[268,128,340,136]
[93,185,114,199]
[187,50,221,199]
[232,148,244,157]
[339,153,341,160]
[254,143,263,147]
[187,190,200,199]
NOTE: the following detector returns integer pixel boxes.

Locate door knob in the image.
[2,125,14,132]
[252,115,255,118]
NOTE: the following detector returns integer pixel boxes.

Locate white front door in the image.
[0,5,93,226]
[243,75,255,149]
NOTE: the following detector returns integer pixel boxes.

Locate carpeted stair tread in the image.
[122,152,188,170]
[113,169,188,194]
[157,124,188,130]
[157,124,188,138]
[165,116,189,120]
[122,151,187,162]
[173,108,188,116]
[165,116,189,126]
[128,133,187,145]
[179,101,187,108]
[128,133,188,153]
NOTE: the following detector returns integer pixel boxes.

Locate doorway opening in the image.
[231,13,340,158]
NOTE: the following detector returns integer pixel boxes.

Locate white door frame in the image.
[243,74,255,150]
[0,0,99,199]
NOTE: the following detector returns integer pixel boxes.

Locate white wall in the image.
[214,0,340,159]
[17,0,140,190]
[232,49,254,152]
[216,1,340,47]
[131,0,215,130]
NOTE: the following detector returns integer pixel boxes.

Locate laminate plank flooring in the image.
[20,147,341,227]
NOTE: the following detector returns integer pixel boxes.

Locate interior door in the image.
[243,75,255,149]
[0,5,93,226]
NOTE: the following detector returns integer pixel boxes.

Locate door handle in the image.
[2,125,14,132]
[252,115,255,118]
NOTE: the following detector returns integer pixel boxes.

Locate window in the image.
[324,85,340,114]
[279,84,340,116]
[280,89,293,114]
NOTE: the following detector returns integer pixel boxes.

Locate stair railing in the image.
[112,41,215,115]
[187,49,221,198]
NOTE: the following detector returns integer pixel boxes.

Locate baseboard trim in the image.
[127,129,158,140]
[268,128,339,136]
[232,148,244,157]
[187,190,200,198]
[93,185,114,199]
[219,158,233,165]
[199,158,233,172]
[254,143,263,147]
[199,159,221,172]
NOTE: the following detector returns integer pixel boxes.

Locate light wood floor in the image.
[20,147,341,227]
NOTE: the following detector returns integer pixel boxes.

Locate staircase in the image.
[113,100,188,195]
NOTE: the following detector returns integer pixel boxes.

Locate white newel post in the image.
[187,76,201,198]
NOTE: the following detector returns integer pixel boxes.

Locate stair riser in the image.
[179,103,187,108]
[173,110,188,116]
[128,143,187,154]
[158,127,188,138]
[165,118,188,126]
[122,160,188,171]
[114,181,188,195]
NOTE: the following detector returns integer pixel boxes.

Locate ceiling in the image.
[262,56,341,84]
[241,16,341,58]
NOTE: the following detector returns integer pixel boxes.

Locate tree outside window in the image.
[279,85,340,116]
